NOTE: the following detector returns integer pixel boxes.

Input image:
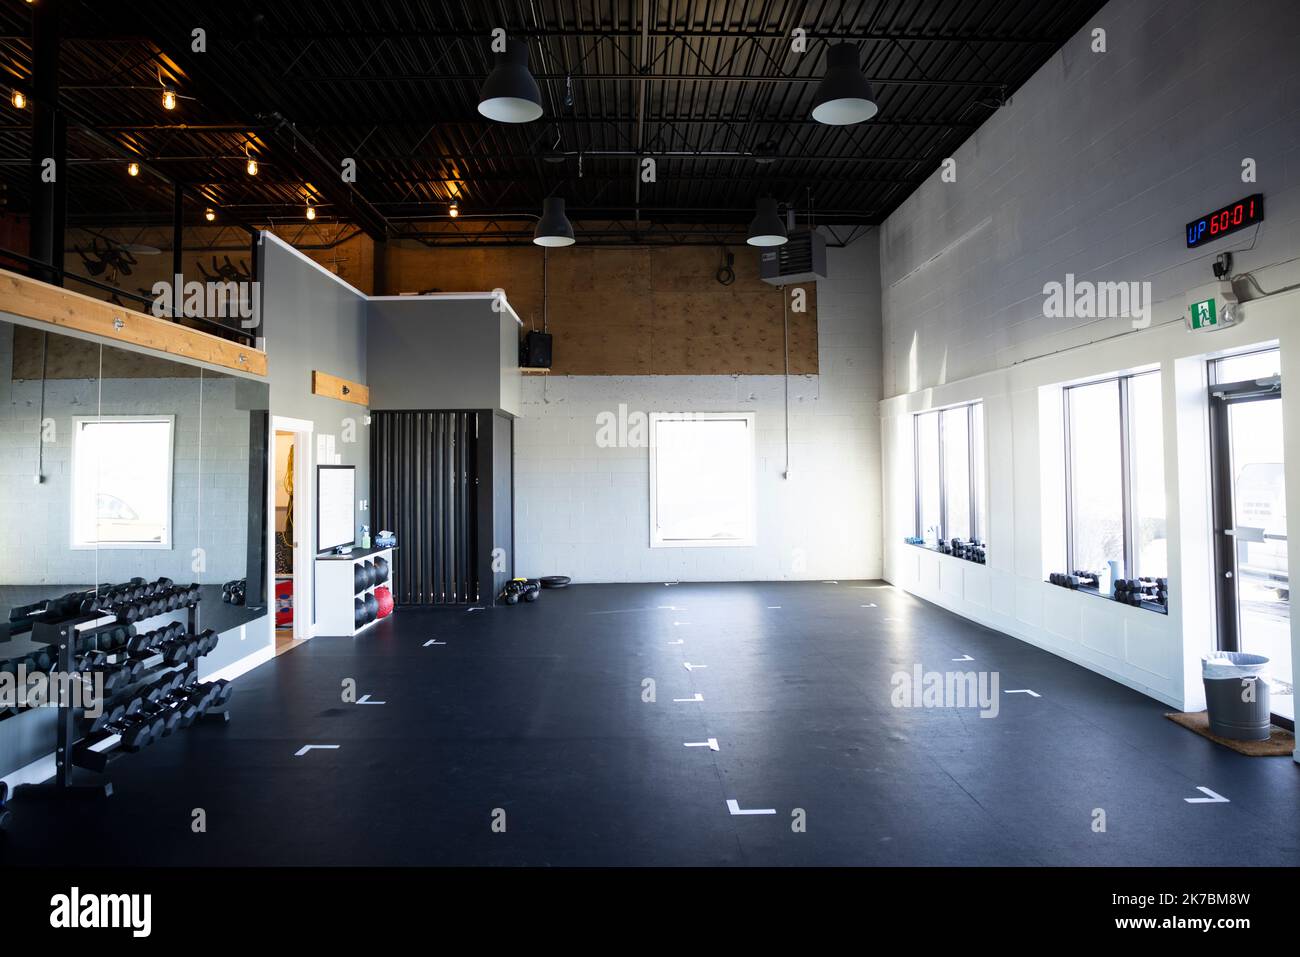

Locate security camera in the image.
[1212,252,1233,280]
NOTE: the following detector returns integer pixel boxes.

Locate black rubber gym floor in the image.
[2,581,1296,866]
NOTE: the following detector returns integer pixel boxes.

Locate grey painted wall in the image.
[367,297,521,415]
[259,235,371,547]
[880,0,1300,397]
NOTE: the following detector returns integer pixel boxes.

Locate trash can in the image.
[1202,652,1271,741]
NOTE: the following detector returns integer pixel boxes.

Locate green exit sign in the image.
[1189,297,1218,330]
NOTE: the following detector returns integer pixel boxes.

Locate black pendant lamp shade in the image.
[533,197,575,247]
[746,198,788,247]
[811,43,879,125]
[478,40,544,123]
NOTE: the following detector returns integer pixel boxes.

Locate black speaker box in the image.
[522,331,552,368]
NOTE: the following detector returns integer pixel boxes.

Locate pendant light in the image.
[477,39,543,123]
[811,43,878,125]
[746,198,787,247]
[533,197,575,247]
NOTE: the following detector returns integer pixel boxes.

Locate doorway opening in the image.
[269,417,314,654]
[1209,347,1292,725]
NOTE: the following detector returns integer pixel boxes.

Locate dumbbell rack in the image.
[15,596,229,800]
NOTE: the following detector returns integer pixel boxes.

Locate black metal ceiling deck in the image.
[0,0,1107,246]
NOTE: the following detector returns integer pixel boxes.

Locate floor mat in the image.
[1165,711,1295,756]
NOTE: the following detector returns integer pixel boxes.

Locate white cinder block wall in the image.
[882,0,1300,392]
[877,0,1300,714]
[514,234,883,583]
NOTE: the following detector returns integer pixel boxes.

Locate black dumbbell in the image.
[86,699,153,750]
[208,679,233,709]
[161,635,198,666]
[194,629,219,657]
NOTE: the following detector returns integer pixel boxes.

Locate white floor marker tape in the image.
[356,694,386,705]
[822,580,839,584]
[672,621,692,626]
[294,745,340,757]
[861,603,877,608]
[423,639,445,647]
[684,738,720,751]
[952,654,974,662]
[683,662,707,671]
[1004,689,1041,697]
[668,639,684,646]
[467,607,484,613]
[673,693,705,703]
[767,605,781,609]
[726,799,776,816]
[1185,787,1230,804]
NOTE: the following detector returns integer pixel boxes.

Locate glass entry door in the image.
[1209,350,1292,724]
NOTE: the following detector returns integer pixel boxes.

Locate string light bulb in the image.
[127,161,139,177]
[306,202,316,221]
[11,90,25,109]
[204,207,215,222]
[162,89,177,110]
[449,201,459,218]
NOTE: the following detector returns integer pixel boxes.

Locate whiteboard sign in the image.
[317,465,356,552]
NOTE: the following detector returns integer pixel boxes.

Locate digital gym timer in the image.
[1186,194,1263,248]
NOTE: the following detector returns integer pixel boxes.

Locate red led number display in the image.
[1187,194,1264,248]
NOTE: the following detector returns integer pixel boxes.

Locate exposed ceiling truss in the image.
[0,0,1108,247]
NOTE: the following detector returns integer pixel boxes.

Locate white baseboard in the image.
[1,753,56,791]
[201,643,275,683]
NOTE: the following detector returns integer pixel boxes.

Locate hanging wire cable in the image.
[782,288,791,479]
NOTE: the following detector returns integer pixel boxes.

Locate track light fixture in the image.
[533,197,575,247]
[746,198,788,247]
[11,90,25,109]
[811,43,879,125]
[477,38,543,123]
[204,207,216,222]
[127,162,139,177]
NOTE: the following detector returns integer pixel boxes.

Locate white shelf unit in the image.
[314,546,396,637]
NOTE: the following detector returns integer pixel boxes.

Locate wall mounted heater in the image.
[759,230,827,285]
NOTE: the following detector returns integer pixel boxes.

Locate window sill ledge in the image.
[906,541,987,566]
[1045,581,1169,616]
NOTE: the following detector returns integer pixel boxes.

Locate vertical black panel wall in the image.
[491,414,515,598]
[372,410,512,606]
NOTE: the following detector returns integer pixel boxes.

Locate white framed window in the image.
[913,402,986,545]
[71,415,175,549]
[649,412,755,547]
[1063,371,1166,578]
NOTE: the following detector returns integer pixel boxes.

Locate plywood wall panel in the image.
[379,240,819,376]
